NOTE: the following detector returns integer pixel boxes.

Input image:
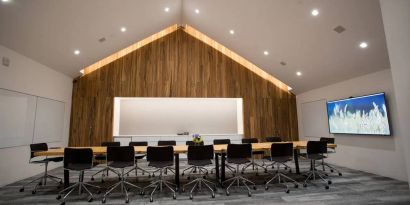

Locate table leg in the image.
[174,153,180,189]
[214,153,220,182]
[64,169,69,188]
[221,153,226,183]
[293,149,300,174]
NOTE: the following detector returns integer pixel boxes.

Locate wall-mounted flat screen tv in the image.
[326,93,391,135]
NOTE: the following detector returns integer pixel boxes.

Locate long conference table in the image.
[34,141,336,189]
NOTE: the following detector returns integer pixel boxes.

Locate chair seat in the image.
[66,163,93,171]
[227,158,250,164]
[269,156,292,163]
[300,153,326,160]
[108,161,135,169]
[94,154,106,161]
[148,161,174,168]
[31,157,64,164]
[188,159,212,166]
[252,151,265,155]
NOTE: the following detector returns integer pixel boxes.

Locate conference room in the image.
[1,0,410,204]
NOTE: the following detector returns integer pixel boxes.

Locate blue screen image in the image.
[327,93,391,135]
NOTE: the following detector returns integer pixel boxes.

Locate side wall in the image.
[0,45,73,186]
[296,69,407,181]
[69,29,298,146]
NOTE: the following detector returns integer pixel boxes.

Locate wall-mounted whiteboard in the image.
[114,97,243,135]
[301,99,329,138]
[0,88,65,148]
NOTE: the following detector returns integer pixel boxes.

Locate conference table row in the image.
[34,141,337,189]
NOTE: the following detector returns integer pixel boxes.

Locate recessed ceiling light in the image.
[296,71,302,76]
[263,51,269,56]
[2,0,10,2]
[74,50,80,55]
[164,7,170,12]
[79,69,84,74]
[359,42,368,48]
[229,30,235,35]
[195,9,200,14]
[288,86,293,91]
[121,27,127,32]
[311,9,319,16]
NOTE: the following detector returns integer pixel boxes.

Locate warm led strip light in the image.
[81,24,179,75]
[183,25,291,92]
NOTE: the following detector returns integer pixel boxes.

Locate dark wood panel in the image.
[69,29,298,146]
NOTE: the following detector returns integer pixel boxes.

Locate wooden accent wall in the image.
[69,29,298,146]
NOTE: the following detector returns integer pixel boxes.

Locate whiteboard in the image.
[0,89,36,148]
[301,99,329,138]
[33,97,65,143]
[117,98,243,135]
[0,88,66,148]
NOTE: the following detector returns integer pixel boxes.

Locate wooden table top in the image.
[34,141,337,157]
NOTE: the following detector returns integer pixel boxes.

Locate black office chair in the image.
[222,144,256,197]
[158,140,176,146]
[264,143,300,193]
[19,143,63,194]
[241,138,267,175]
[182,141,207,177]
[102,146,141,204]
[91,141,121,182]
[182,145,216,199]
[126,141,151,177]
[319,137,342,176]
[56,148,101,205]
[142,146,177,202]
[302,141,331,189]
[265,137,282,142]
[263,136,292,171]
[211,139,236,175]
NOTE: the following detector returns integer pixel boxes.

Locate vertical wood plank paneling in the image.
[69,29,298,146]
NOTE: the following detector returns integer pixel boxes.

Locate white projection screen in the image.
[115,98,243,135]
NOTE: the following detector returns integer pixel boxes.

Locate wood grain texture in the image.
[69,28,298,146]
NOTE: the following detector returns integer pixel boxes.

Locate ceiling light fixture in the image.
[164,7,170,12]
[195,9,200,14]
[311,9,319,16]
[288,86,293,91]
[120,27,127,32]
[359,42,368,48]
[79,69,84,75]
[296,71,302,76]
[229,30,235,35]
[2,0,10,2]
[263,51,269,56]
[74,50,80,55]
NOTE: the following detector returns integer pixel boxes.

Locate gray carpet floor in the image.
[1,159,409,205]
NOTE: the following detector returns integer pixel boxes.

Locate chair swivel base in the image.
[316,163,343,176]
[182,177,216,199]
[264,172,300,193]
[303,163,332,189]
[222,174,256,197]
[91,166,120,183]
[56,171,101,205]
[141,169,177,202]
[102,171,141,204]
[241,161,267,175]
[20,172,62,194]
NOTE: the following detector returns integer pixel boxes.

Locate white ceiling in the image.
[0,0,390,94]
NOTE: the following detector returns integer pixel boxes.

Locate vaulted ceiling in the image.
[0,0,390,94]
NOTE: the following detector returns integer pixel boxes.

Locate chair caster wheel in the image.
[182,173,185,176]
[19,188,24,192]
[91,177,94,181]
[187,176,190,180]
[264,169,268,173]
[265,186,269,190]
[148,175,152,178]
[203,176,206,179]
[102,197,106,203]
[32,190,36,194]
[303,183,307,187]
[152,174,155,177]
[241,172,245,174]
[339,173,342,176]
[325,186,329,189]
[101,179,105,183]
[150,198,153,202]
[56,195,61,200]
[294,184,299,188]
[88,197,93,202]
[189,194,193,200]
[59,181,63,185]
[39,182,42,186]
[226,191,230,196]
[212,193,215,198]
[253,186,257,190]
[125,198,129,203]
[289,169,292,173]
[284,167,288,170]
[173,193,176,199]
[286,189,290,194]
[248,192,252,197]
[328,181,332,185]
[330,170,334,173]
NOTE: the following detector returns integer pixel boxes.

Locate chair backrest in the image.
[186,141,204,146]
[106,146,135,163]
[101,141,120,147]
[307,141,327,155]
[187,145,214,161]
[158,140,176,146]
[213,139,231,145]
[129,141,148,146]
[270,143,293,158]
[265,137,282,142]
[320,137,335,144]
[242,138,258,144]
[146,146,174,162]
[30,143,48,159]
[227,143,252,159]
[64,148,93,170]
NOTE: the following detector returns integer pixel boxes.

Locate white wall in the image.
[380,0,410,185]
[296,69,407,181]
[0,45,72,186]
